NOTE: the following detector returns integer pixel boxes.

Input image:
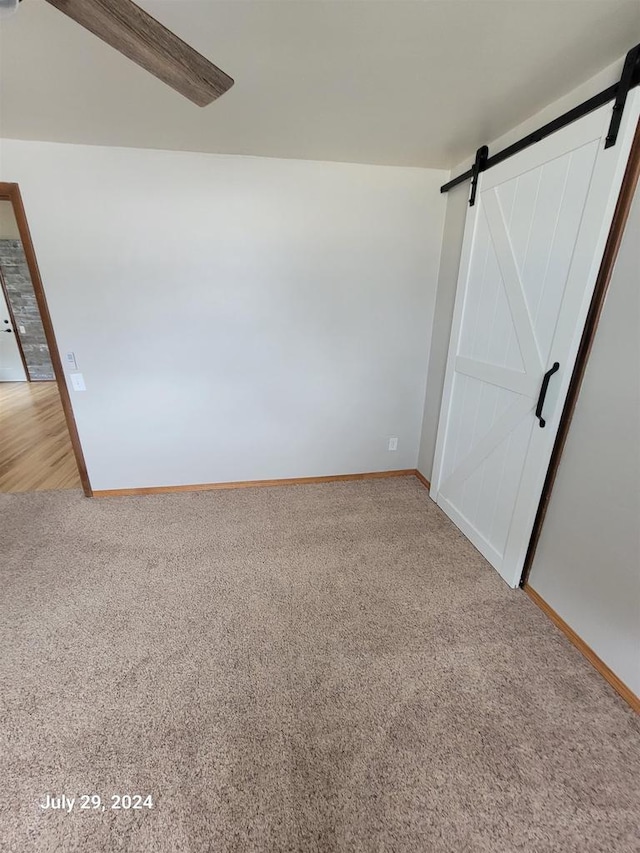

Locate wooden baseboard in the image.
[93,468,419,498]
[414,470,431,490]
[524,584,639,714]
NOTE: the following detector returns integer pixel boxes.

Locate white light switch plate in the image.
[388,436,398,451]
[65,351,78,370]
[70,372,86,392]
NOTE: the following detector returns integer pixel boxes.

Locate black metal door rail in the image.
[441,43,640,206]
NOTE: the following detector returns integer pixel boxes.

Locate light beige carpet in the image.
[1,476,638,853]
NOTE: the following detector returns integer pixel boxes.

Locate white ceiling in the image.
[1,0,639,168]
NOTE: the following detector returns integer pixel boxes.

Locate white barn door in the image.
[431,93,640,588]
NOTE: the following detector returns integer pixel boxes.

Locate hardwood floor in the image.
[0,382,81,492]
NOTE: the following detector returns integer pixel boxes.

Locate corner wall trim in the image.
[523,584,639,714]
[93,469,424,498]
[414,470,431,490]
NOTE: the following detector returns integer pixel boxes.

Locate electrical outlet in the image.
[19,325,26,335]
[388,436,398,452]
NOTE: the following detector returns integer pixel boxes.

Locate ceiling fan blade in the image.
[44,0,234,107]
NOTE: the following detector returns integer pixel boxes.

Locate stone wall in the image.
[0,239,54,380]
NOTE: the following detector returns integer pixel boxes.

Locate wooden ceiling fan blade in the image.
[44,0,234,107]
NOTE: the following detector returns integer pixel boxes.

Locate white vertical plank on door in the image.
[431,92,640,587]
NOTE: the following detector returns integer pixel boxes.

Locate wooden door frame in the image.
[520,117,640,586]
[0,264,31,381]
[0,183,92,496]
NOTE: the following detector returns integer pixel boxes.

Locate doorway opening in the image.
[0,183,91,495]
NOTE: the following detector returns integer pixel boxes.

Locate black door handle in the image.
[3,328,12,333]
[535,362,560,428]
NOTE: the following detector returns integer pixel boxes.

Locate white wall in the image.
[0,139,446,490]
[528,173,640,697]
[417,54,631,481]
[416,181,467,479]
